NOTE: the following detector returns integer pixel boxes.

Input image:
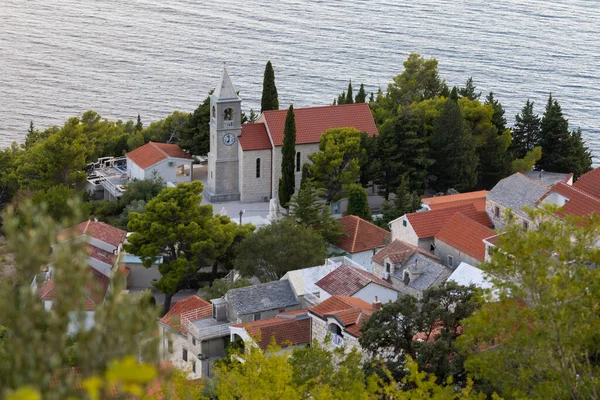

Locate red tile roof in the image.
[232,314,311,350]
[422,190,488,212]
[372,239,439,265]
[405,203,492,239]
[239,123,272,151]
[126,141,192,169]
[262,103,378,146]
[316,264,396,296]
[336,215,390,253]
[69,220,127,248]
[435,213,495,261]
[39,267,111,311]
[540,181,600,218]
[309,295,375,337]
[86,244,117,266]
[160,295,212,335]
[573,167,600,200]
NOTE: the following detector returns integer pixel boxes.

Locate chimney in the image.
[373,296,381,311]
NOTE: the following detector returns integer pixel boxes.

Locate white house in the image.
[126,141,193,184]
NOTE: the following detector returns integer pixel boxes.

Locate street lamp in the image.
[239,209,245,225]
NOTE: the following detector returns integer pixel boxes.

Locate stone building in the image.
[205,67,378,203]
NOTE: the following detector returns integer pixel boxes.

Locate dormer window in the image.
[224,108,233,121]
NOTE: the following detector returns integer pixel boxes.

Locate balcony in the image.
[332,333,344,347]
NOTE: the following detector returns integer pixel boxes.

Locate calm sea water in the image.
[1,0,599,163]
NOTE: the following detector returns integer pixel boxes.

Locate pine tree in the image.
[511,99,540,159]
[135,114,143,132]
[28,120,35,137]
[337,92,346,105]
[346,80,354,104]
[458,77,481,100]
[430,95,478,192]
[278,105,296,208]
[538,94,591,175]
[345,184,371,221]
[477,127,512,189]
[260,60,279,112]
[355,83,367,103]
[485,91,507,134]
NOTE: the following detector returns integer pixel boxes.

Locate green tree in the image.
[345,183,372,221]
[355,83,367,103]
[309,127,364,203]
[278,105,296,208]
[430,94,478,192]
[234,219,326,282]
[30,185,83,222]
[202,277,252,300]
[345,80,354,104]
[358,132,379,188]
[512,146,542,174]
[181,93,212,155]
[135,114,143,132]
[510,99,541,159]
[0,144,20,211]
[484,92,506,134]
[125,181,239,315]
[477,127,512,189]
[459,77,481,100]
[0,201,159,398]
[118,175,164,207]
[300,163,312,190]
[376,176,422,228]
[538,94,592,176]
[287,179,345,244]
[388,53,445,106]
[260,60,279,112]
[360,282,478,387]
[142,111,191,144]
[459,207,600,399]
[23,121,50,150]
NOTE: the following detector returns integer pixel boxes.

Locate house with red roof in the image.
[126,141,193,183]
[371,239,450,298]
[204,67,378,203]
[421,190,488,212]
[330,215,390,272]
[308,295,378,352]
[159,295,230,379]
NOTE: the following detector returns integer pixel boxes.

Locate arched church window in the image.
[256,158,261,178]
[296,152,301,172]
[212,106,216,119]
[224,108,233,121]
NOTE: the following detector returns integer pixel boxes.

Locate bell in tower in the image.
[205,66,242,202]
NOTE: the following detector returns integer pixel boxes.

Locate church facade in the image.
[204,68,379,203]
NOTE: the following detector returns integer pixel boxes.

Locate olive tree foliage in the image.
[0,200,159,399]
[459,207,600,399]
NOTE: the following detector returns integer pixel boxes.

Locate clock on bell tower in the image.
[205,66,242,202]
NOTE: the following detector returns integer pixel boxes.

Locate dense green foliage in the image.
[345,183,372,221]
[260,60,279,112]
[510,99,540,159]
[355,83,367,103]
[202,277,252,300]
[459,207,600,399]
[376,176,422,228]
[279,105,297,208]
[234,219,326,282]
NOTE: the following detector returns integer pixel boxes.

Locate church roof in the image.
[239,123,272,151]
[262,103,377,146]
[213,67,240,101]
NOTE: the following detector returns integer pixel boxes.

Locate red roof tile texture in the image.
[573,167,600,200]
[233,315,311,350]
[544,181,600,218]
[372,239,439,265]
[126,141,192,169]
[434,213,495,261]
[422,191,488,212]
[316,264,397,296]
[72,220,127,248]
[160,295,212,334]
[405,203,493,239]
[309,295,375,337]
[239,123,272,151]
[39,267,111,311]
[262,103,378,146]
[336,215,390,253]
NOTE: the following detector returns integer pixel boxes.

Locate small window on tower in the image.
[296,152,301,172]
[256,158,261,178]
[224,108,233,121]
[212,106,216,119]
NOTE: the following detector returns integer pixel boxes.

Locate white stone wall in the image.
[239,148,273,202]
[127,158,146,181]
[310,315,362,354]
[143,158,193,184]
[271,143,320,200]
[125,263,161,289]
[434,239,480,270]
[354,283,398,304]
[486,199,533,231]
[390,216,419,246]
[329,249,376,272]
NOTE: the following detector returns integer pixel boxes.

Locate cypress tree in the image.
[511,99,540,159]
[345,184,371,221]
[337,93,346,105]
[355,83,367,103]
[369,92,375,103]
[261,60,279,112]
[278,105,296,208]
[135,114,143,132]
[430,96,478,192]
[346,80,354,104]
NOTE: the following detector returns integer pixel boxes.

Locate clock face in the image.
[223,133,235,146]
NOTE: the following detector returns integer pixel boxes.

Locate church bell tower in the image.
[205,67,242,202]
